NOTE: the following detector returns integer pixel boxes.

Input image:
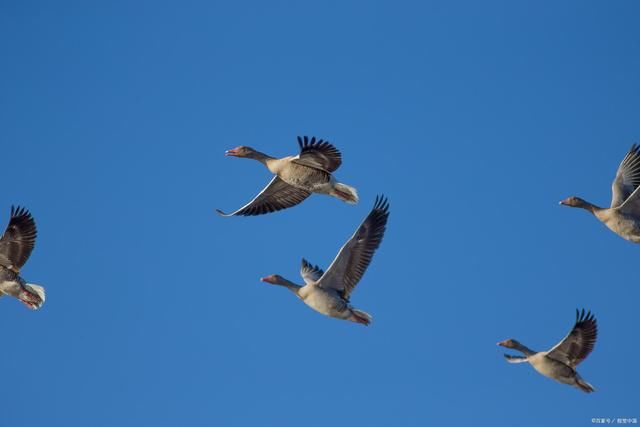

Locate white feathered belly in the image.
[0,280,20,296]
[603,215,640,242]
[281,176,334,195]
[529,354,575,385]
[277,165,334,194]
[303,290,349,319]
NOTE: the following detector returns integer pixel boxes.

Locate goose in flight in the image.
[560,144,640,242]
[0,206,45,310]
[261,196,390,325]
[217,136,358,216]
[498,309,597,393]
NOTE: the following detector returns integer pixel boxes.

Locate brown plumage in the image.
[260,196,390,325]
[498,309,598,393]
[561,144,640,242]
[0,206,45,310]
[218,136,358,216]
[0,206,37,273]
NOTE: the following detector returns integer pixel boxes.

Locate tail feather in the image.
[576,376,595,393]
[23,283,46,310]
[349,309,372,326]
[332,183,359,204]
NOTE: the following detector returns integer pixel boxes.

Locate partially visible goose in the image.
[261,195,390,325]
[217,136,358,216]
[561,144,640,242]
[0,206,45,310]
[498,309,597,393]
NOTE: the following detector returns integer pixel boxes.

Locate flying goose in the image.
[217,136,358,216]
[560,144,640,242]
[0,206,45,309]
[261,195,390,325]
[498,309,597,393]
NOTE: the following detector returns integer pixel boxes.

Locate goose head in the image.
[225,146,257,158]
[559,196,590,209]
[497,339,520,349]
[260,274,284,285]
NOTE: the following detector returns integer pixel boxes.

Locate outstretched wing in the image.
[216,176,311,217]
[300,258,324,284]
[0,206,37,272]
[316,195,390,300]
[617,185,640,215]
[547,309,598,368]
[611,144,640,208]
[292,136,342,173]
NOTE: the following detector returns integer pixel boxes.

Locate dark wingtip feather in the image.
[2,205,37,268]
[575,308,597,324]
[372,194,390,214]
[576,308,584,322]
[10,205,31,220]
[8,206,36,234]
[575,308,598,336]
[297,135,315,149]
[301,258,323,276]
[572,308,598,364]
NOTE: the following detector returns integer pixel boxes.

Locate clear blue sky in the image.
[1,1,639,426]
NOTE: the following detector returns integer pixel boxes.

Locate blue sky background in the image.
[1,1,639,426]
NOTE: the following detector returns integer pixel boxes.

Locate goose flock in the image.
[5,136,640,394]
